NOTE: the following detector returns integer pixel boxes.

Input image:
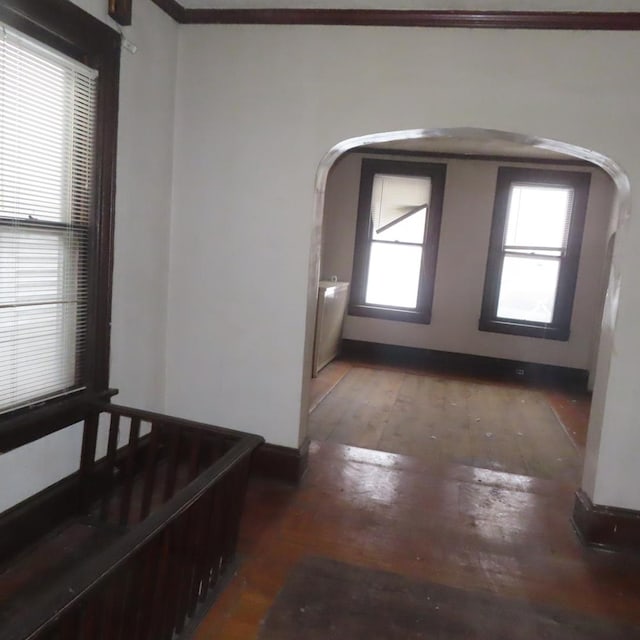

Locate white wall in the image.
[169,24,640,511]
[321,152,614,371]
[0,0,178,513]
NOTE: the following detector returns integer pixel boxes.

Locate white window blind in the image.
[0,24,98,413]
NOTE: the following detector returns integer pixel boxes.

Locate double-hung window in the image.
[479,167,590,341]
[0,1,119,427]
[0,26,96,413]
[349,159,446,324]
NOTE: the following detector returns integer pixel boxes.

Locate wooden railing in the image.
[2,403,263,640]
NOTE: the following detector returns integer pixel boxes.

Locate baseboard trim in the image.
[251,440,309,484]
[341,339,588,390]
[572,489,640,553]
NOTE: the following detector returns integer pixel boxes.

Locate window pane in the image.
[365,242,422,309]
[371,174,430,243]
[505,184,573,250]
[0,230,78,410]
[496,255,560,323]
[0,39,68,223]
[374,207,427,243]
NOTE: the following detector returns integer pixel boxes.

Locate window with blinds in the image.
[0,24,98,413]
[480,167,590,341]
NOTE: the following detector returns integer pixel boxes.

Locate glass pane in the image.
[374,207,427,243]
[0,43,67,222]
[496,255,560,323]
[505,184,573,250]
[0,228,79,411]
[365,242,422,309]
[370,174,430,243]
[0,303,77,409]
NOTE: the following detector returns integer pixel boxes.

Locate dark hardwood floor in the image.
[193,441,640,639]
[192,358,610,639]
[309,359,589,481]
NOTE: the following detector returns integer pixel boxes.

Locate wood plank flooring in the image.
[309,363,583,481]
[191,359,606,639]
[193,441,640,640]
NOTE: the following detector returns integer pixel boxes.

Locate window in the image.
[479,167,590,341]
[0,1,119,426]
[349,159,446,323]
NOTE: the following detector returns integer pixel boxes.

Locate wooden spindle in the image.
[174,503,203,632]
[187,489,216,616]
[119,416,141,526]
[139,422,161,520]
[162,427,181,502]
[96,577,120,640]
[100,412,120,522]
[145,533,172,640]
[158,523,183,640]
[187,430,203,482]
[79,411,100,514]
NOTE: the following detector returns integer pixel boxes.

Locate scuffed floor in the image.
[194,441,640,639]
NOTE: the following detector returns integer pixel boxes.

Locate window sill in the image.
[349,303,432,324]
[0,388,118,453]
[478,317,570,341]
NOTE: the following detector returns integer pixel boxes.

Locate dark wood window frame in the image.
[0,0,120,451]
[479,167,590,341]
[349,158,446,324]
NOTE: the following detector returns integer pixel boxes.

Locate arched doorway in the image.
[303,127,629,489]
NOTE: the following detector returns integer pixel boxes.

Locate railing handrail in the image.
[92,401,260,441]
[2,430,263,640]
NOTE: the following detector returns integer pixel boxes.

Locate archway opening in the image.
[303,127,629,487]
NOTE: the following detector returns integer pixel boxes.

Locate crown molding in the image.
[151,0,186,21]
[147,4,640,29]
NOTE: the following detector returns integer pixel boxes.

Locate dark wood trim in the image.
[349,147,595,168]
[349,158,446,325]
[177,8,640,30]
[0,0,120,62]
[0,389,118,454]
[0,0,119,430]
[342,339,589,390]
[1,431,260,640]
[479,167,590,342]
[88,15,121,397]
[572,489,640,553]
[251,439,309,484]
[108,0,132,26]
[150,0,186,23]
